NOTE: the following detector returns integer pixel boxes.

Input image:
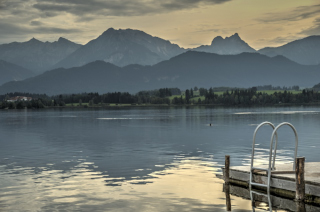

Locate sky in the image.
[1,0,320,50]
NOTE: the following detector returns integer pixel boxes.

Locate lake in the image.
[0,106,319,211]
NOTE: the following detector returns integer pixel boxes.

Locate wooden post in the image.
[295,157,305,201]
[224,155,231,211]
[225,155,230,184]
[225,183,231,211]
[296,200,306,212]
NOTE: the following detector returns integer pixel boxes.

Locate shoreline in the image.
[2,102,320,110]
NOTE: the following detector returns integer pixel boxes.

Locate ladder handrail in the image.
[250,121,298,194]
[250,121,278,191]
[268,122,298,172]
[251,122,278,171]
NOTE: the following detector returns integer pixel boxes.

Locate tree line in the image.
[199,88,318,105]
[1,87,320,109]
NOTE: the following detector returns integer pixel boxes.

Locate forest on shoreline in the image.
[0,86,319,109]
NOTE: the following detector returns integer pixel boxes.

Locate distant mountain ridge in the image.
[0,51,319,95]
[193,33,256,54]
[1,28,320,76]
[0,60,35,85]
[258,35,320,65]
[53,28,186,69]
[0,37,81,73]
[0,29,262,74]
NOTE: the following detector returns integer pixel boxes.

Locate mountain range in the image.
[53,28,185,69]
[258,35,320,65]
[0,37,81,73]
[0,60,35,85]
[0,51,319,95]
[1,28,320,94]
[194,33,256,54]
[1,28,320,75]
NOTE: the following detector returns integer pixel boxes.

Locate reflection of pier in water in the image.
[223,183,320,212]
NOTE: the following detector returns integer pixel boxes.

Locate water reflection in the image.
[0,158,257,211]
[1,107,320,211]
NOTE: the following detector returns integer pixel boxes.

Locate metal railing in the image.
[250,122,298,194]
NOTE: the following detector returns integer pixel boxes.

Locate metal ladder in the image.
[250,122,298,194]
[250,189,275,212]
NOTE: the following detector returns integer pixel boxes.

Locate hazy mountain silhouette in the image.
[258,35,320,65]
[193,33,256,54]
[1,51,319,95]
[0,60,35,85]
[0,37,81,73]
[2,28,320,72]
[313,82,320,91]
[0,60,149,95]
[53,28,186,69]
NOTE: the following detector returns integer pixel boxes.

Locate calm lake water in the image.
[0,106,320,211]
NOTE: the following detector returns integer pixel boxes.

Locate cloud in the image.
[0,0,232,44]
[33,26,82,34]
[299,18,320,35]
[30,21,43,26]
[258,4,320,23]
[32,0,232,17]
[0,21,82,42]
[194,27,241,35]
[0,22,32,36]
[7,23,81,35]
[269,35,302,45]
[0,0,5,8]
[0,0,84,43]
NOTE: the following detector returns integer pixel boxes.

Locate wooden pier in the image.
[223,183,320,212]
[220,159,320,205]
[219,122,320,209]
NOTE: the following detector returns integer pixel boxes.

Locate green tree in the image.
[185,89,190,104]
[16,101,25,109]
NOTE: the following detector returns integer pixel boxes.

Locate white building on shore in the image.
[7,96,32,102]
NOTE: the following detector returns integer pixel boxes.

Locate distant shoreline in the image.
[2,102,320,110]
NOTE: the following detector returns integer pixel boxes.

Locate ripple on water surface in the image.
[0,158,265,211]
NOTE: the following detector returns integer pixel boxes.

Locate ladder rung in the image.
[271,170,295,175]
[250,190,268,196]
[253,170,267,174]
[250,182,268,188]
[252,167,268,172]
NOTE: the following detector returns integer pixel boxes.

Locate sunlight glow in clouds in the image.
[0,0,320,49]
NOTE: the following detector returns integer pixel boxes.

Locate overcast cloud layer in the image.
[32,0,232,16]
[1,0,320,48]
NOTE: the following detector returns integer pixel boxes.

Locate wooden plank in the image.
[271,171,296,175]
[222,162,320,198]
[229,169,249,181]
[226,183,320,212]
[306,184,320,197]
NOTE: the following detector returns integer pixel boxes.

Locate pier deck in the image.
[221,162,320,204]
[223,183,320,212]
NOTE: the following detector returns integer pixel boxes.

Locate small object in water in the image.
[210,123,212,126]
